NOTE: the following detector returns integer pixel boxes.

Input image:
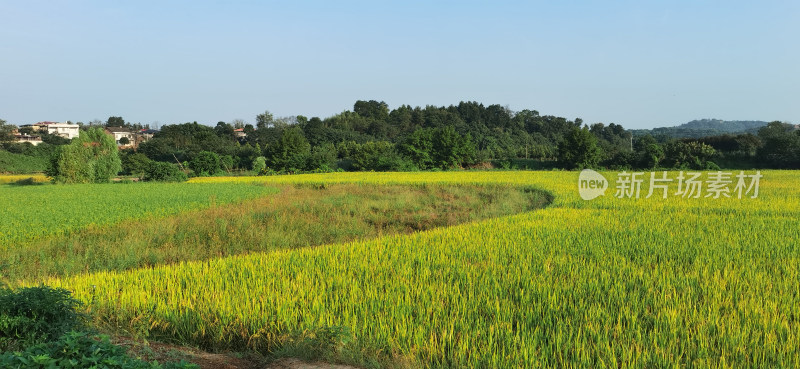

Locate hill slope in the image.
[632,119,769,138]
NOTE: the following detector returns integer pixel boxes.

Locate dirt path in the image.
[267,359,359,369]
[115,337,360,369]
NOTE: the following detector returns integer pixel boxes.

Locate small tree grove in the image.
[47,128,121,183]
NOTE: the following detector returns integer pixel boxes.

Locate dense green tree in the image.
[82,100,794,173]
[301,117,327,146]
[139,122,235,162]
[219,154,234,172]
[388,105,415,133]
[266,127,310,171]
[256,110,274,129]
[47,127,121,183]
[121,152,152,177]
[635,135,665,169]
[307,143,338,171]
[0,119,15,143]
[557,126,603,170]
[252,156,266,174]
[354,100,390,121]
[234,143,259,170]
[106,116,125,127]
[757,121,800,168]
[349,141,396,171]
[691,134,760,155]
[432,125,477,169]
[398,128,434,169]
[189,151,221,176]
[484,104,512,130]
[214,121,235,141]
[143,161,187,182]
[663,140,717,169]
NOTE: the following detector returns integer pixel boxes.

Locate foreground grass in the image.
[23,171,800,367]
[3,183,548,284]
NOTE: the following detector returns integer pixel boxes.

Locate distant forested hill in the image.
[632,119,769,138]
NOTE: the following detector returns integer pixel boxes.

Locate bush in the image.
[47,128,121,183]
[266,127,310,172]
[0,150,49,174]
[663,140,717,170]
[142,162,188,182]
[557,126,603,170]
[307,144,337,171]
[219,155,234,172]
[0,331,197,369]
[0,286,84,351]
[252,156,266,174]
[188,151,220,176]
[121,153,153,178]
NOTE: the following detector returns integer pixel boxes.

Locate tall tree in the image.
[557,126,603,170]
[634,135,665,169]
[354,100,390,121]
[431,126,477,169]
[757,121,800,168]
[106,116,125,127]
[0,118,16,142]
[214,121,235,140]
[256,111,274,129]
[47,127,121,183]
[266,126,310,171]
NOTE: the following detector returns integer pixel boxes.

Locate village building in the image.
[19,121,81,140]
[105,126,136,147]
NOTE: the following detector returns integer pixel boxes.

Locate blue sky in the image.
[1,0,797,129]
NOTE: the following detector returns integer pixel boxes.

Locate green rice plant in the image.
[0,182,278,249]
[22,171,800,367]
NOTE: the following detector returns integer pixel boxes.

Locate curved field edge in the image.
[3,183,549,284]
[46,171,800,368]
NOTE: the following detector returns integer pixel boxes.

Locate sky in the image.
[1,0,798,129]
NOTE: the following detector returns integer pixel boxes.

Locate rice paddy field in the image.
[3,171,799,368]
[0,181,278,248]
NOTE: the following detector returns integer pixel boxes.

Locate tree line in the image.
[1,101,799,182]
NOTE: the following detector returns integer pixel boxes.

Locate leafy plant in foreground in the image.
[0,286,84,351]
[0,331,197,369]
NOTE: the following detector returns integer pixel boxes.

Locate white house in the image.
[105,127,135,146]
[20,121,80,140]
[46,123,81,139]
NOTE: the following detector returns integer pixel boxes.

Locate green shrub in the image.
[0,331,197,368]
[47,128,121,183]
[219,154,234,172]
[0,286,84,351]
[121,153,153,178]
[188,151,220,176]
[142,162,188,182]
[0,150,49,173]
[266,127,310,172]
[252,156,266,174]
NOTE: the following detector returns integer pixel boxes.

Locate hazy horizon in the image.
[2,1,797,129]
